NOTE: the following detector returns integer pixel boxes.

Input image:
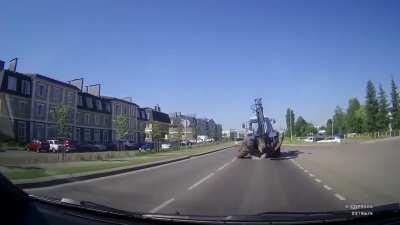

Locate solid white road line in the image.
[309,173,315,177]
[323,185,332,190]
[188,173,214,190]
[217,162,231,171]
[334,193,346,201]
[150,198,175,213]
[314,178,322,183]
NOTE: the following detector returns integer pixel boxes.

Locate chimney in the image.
[68,78,84,91]
[86,84,101,96]
[8,58,18,72]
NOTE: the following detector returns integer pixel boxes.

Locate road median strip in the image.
[9,143,238,189]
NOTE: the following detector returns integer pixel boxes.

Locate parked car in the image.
[62,139,77,152]
[76,142,97,152]
[139,142,154,151]
[161,143,171,150]
[93,144,107,151]
[304,137,314,143]
[47,140,65,152]
[124,141,139,150]
[317,137,341,143]
[105,143,117,151]
[27,140,50,152]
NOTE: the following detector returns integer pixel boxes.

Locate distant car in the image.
[93,144,107,151]
[161,143,171,150]
[105,143,117,151]
[124,141,139,150]
[77,142,97,152]
[139,143,154,151]
[27,140,50,152]
[317,137,341,143]
[304,137,314,143]
[48,140,64,152]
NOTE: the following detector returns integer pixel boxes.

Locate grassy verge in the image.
[2,142,236,181]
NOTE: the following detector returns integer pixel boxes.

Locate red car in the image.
[63,139,77,152]
[27,140,50,152]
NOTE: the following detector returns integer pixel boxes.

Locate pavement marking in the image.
[308,173,315,177]
[188,173,214,190]
[231,158,237,163]
[299,166,304,169]
[304,169,309,173]
[334,193,346,201]
[217,162,231,171]
[323,185,332,190]
[150,198,175,213]
[314,178,322,183]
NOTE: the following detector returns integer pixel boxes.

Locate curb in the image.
[16,145,237,189]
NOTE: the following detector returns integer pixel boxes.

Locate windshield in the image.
[1,0,400,220]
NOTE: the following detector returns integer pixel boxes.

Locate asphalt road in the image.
[27,138,400,216]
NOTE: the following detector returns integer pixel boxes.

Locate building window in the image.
[95,114,100,126]
[104,117,109,127]
[51,86,63,103]
[78,95,83,106]
[75,128,81,143]
[33,123,45,140]
[66,91,75,106]
[115,105,121,116]
[86,96,93,108]
[77,112,84,124]
[47,125,57,139]
[84,128,91,142]
[48,106,56,121]
[21,80,31,95]
[7,76,17,91]
[84,113,90,125]
[94,129,100,143]
[105,103,111,113]
[35,82,48,99]
[103,130,109,144]
[18,101,27,113]
[17,121,26,141]
[35,102,46,118]
[96,99,102,111]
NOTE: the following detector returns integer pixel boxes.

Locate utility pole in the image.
[289,108,293,141]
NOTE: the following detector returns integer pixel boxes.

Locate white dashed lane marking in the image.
[188,173,214,190]
[150,198,175,213]
[217,162,231,171]
[291,159,347,202]
[334,193,346,201]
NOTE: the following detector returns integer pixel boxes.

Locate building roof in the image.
[28,73,80,91]
[101,96,139,107]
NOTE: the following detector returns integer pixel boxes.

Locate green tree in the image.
[377,84,389,132]
[326,119,333,136]
[365,80,379,133]
[54,105,69,138]
[333,106,347,134]
[354,106,367,133]
[346,98,361,133]
[115,116,129,150]
[285,108,295,137]
[390,79,400,130]
[151,122,163,151]
[294,116,307,136]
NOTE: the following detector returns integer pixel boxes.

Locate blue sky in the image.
[1,0,400,129]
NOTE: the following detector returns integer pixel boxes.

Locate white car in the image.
[304,137,314,143]
[161,143,171,150]
[48,140,64,152]
[317,137,341,143]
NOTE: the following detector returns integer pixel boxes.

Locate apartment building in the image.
[144,106,171,143]
[169,112,197,141]
[75,92,112,144]
[103,96,139,143]
[195,118,223,141]
[0,68,32,142]
[29,74,80,140]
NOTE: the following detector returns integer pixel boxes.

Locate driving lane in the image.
[27,147,347,215]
